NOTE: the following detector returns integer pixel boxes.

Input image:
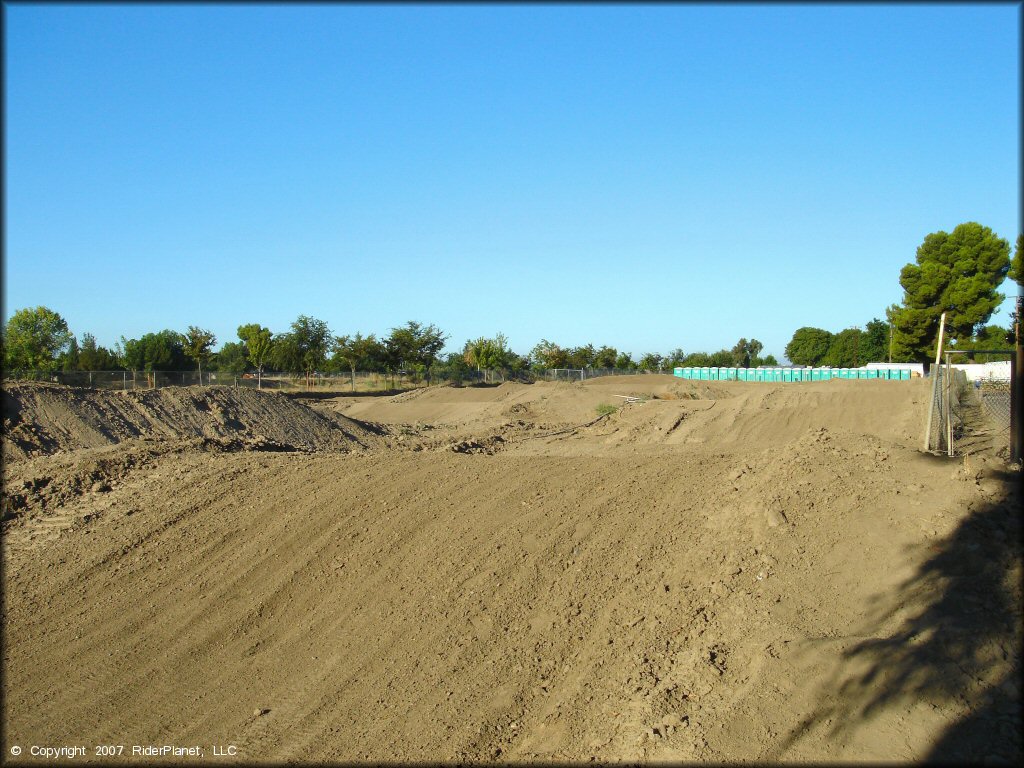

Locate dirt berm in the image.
[2,376,1020,763]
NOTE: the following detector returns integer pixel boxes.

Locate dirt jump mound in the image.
[2,381,381,460]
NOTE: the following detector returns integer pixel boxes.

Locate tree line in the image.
[1,309,779,385]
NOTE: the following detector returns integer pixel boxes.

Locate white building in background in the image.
[948,360,1011,382]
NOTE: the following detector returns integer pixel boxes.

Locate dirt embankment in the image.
[2,382,385,461]
[1,376,1020,764]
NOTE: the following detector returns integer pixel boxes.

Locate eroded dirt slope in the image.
[2,382,385,461]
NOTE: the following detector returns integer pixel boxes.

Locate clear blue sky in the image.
[4,3,1020,362]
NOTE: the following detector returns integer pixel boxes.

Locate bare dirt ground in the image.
[2,376,1020,763]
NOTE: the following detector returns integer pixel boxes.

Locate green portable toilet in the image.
[699,367,709,381]
[739,368,750,382]
[900,369,911,380]
[821,368,833,380]
[864,369,877,379]
[724,367,735,381]
[810,368,822,381]
[708,367,718,381]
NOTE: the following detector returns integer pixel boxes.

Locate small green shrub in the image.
[595,403,617,417]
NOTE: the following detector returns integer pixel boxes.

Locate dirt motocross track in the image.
[2,376,1021,763]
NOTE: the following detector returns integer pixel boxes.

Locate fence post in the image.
[1013,296,1023,463]
[945,352,953,457]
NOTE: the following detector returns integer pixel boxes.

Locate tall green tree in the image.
[891,222,1011,362]
[730,338,763,368]
[386,321,447,382]
[638,352,664,372]
[334,332,384,390]
[183,326,217,382]
[614,351,635,370]
[60,337,80,372]
[1008,233,1023,287]
[238,324,274,389]
[823,328,864,368]
[118,331,188,378]
[861,318,889,364]
[785,327,833,366]
[530,339,569,370]
[273,315,331,386]
[463,333,512,373]
[214,341,249,376]
[567,344,597,369]
[77,333,120,371]
[594,345,618,369]
[664,348,686,369]
[2,306,73,372]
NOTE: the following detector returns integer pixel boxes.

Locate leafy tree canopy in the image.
[530,339,569,370]
[1008,234,1023,287]
[892,222,1010,362]
[183,326,217,377]
[3,306,73,372]
[273,315,331,380]
[386,321,447,371]
[334,332,385,374]
[594,345,618,369]
[77,333,121,371]
[214,341,249,375]
[463,333,512,371]
[638,352,664,371]
[785,327,833,366]
[730,338,763,368]
[119,330,189,371]
[238,324,274,378]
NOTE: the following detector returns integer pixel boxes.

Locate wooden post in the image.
[923,312,947,452]
[945,352,953,457]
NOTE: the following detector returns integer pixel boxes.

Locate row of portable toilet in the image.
[672,367,913,381]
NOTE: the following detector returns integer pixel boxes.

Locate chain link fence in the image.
[925,352,1014,457]
[924,365,971,455]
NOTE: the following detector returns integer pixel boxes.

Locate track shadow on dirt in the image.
[772,468,1022,762]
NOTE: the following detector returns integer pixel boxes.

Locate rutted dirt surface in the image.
[2,377,1020,763]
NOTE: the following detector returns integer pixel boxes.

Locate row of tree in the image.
[2,307,779,384]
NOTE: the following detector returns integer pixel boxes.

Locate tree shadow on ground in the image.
[772,468,1022,762]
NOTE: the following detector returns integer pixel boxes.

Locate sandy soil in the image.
[2,376,1020,763]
